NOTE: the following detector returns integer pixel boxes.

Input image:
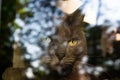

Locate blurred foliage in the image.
[0,0,29,79]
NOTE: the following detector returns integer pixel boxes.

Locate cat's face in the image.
[47,25,87,75]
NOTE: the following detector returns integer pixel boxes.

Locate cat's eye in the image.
[68,40,78,46]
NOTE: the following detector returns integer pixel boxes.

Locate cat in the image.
[41,10,99,80]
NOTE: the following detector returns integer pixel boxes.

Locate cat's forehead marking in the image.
[57,26,83,39]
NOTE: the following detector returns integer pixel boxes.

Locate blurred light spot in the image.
[45,31,53,36]
[26,68,35,79]
[81,56,88,64]
[14,29,21,42]
[24,54,31,59]
[79,69,85,74]
[24,43,42,59]
[39,66,45,71]
[31,60,40,68]
[105,60,114,66]
[26,44,41,54]
[83,8,97,25]
[50,1,56,6]
[114,59,120,69]
[42,37,51,47]
[86,67,94,74]
[28,3,34,8]
[94,71,100,76]
[31,31,38,36]
[48,21,53,27]
[106,23,118,33]
[95,66,104,72]
[115,33,120,41]
[15,18,25,27]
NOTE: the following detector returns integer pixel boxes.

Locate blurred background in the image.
[1,0,120,80]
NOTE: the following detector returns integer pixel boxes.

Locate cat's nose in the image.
[55,53,65,61]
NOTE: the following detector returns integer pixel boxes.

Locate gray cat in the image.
[41,10,98,80]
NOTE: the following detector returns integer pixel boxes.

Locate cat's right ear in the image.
[63,9,84,27]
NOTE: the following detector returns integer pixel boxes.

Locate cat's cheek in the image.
[66,47,76,55]
[72,47,84,56]
[67,45,77,50]
[50,59,60,70]
[78,47,84,53]
[49,54,59,66]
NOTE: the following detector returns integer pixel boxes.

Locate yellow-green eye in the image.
[68,40,78,46]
